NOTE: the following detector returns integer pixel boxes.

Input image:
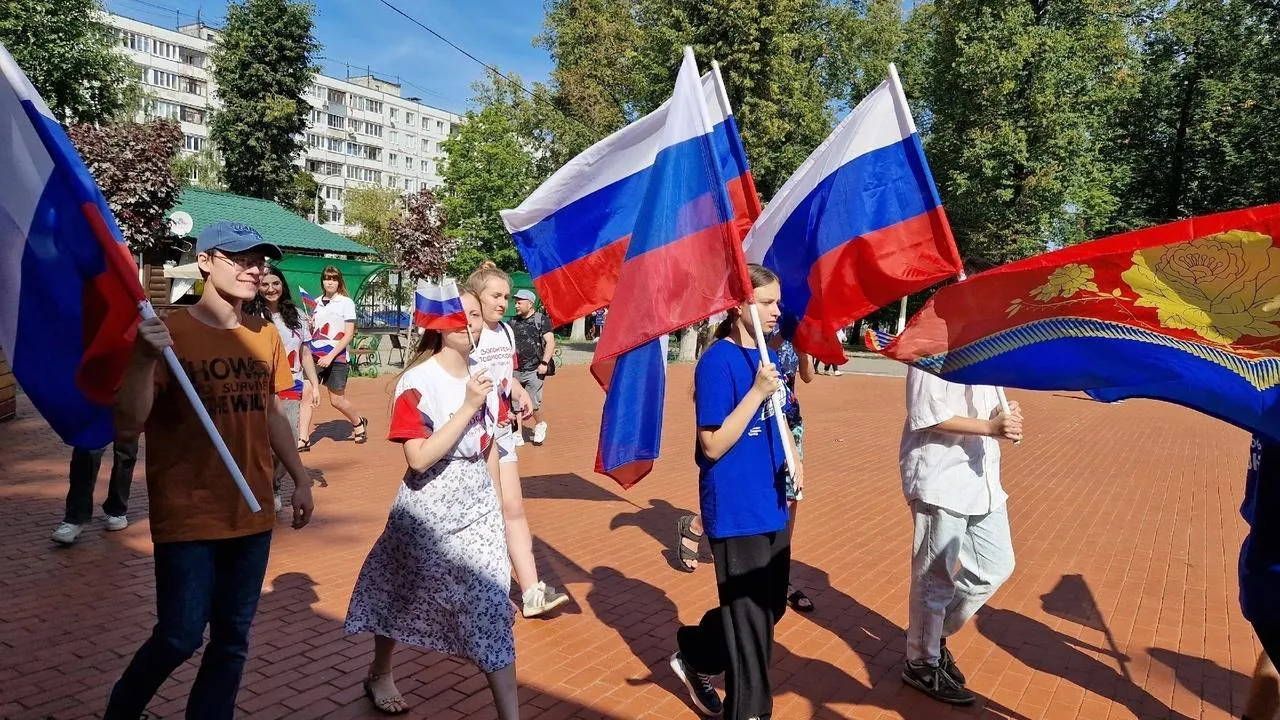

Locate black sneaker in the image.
[670,651,723,716]
[939,638,966,686]
[902,660,976,705]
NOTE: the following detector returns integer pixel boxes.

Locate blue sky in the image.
[105,0,555,115]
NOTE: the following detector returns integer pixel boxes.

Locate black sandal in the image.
[676,514,702,573]
[297,437,311,452]
[353,417,369,444]
[788,588,815,613]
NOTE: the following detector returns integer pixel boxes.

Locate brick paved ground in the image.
[0,365,1264,719]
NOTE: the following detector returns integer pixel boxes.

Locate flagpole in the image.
[748,304,799,485]
[896,296,909,334]
[139,302,262,512]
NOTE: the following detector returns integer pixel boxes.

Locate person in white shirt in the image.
[302,266,368,447]
[899,367,1022,706]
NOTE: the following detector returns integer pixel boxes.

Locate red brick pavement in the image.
[0,365,1265,719]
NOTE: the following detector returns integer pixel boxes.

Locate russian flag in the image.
[414,279,467,331]
[297,285,317,313]
[0,43,144,449]
[501,69,760,326]
[591,49,752,488]
[743,65,963,365]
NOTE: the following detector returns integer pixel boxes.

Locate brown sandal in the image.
[363,672,410,715]
[353,417,369,444]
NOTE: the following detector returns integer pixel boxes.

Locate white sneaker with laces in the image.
[51,522,83,546]
[532,422,548,445]
[513,432,526,447]
[521,581,570,618]
[104,514,128,532]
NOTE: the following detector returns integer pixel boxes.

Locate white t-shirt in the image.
[388,358,493,461]
[311,294,357,364]
[472,323,516,426]
[899,367,1007,516]
[270,312,312,399]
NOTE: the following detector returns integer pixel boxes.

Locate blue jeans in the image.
[105,531,272,720]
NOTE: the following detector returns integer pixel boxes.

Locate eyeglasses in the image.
[212,252,268,270]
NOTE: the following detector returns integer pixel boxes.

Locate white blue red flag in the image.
[743,66,963,365]
[414,279,467,331]
[297,285,317,313]
[502,69,760,326]
[0,43,144,449]
[590,49,752,488]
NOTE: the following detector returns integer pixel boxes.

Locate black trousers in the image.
[64,440,139,525]
[677,528,791,720]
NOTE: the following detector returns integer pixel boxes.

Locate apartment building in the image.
[107,12,461,236]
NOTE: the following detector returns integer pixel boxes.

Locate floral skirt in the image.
[344,457,515,672]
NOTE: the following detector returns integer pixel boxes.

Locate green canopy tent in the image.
[275,255,392,322]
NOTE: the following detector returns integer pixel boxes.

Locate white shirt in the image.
[310,295,357,364]
[899,367,1007,516]
[390,359,493,460]
[472,323,515,426]
[270,312,312,398]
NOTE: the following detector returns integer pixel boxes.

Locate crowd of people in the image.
[52,219,1277,720]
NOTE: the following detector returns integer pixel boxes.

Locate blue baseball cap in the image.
[196,221,282,259]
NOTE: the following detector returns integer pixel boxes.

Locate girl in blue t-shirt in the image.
[670,264,803,720]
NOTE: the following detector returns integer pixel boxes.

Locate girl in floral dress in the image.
[345,291,519,718]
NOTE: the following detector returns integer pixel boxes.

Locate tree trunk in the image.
[679,325,699,362]
[571,317,586,342]
[1165,71,1198,220]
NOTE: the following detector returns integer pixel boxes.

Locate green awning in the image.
[275,255,391,303]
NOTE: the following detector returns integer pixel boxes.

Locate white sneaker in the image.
[521,581,570,618]
[51,522,83,546]
[532,422,548,445]
[104,514,128,532]
[513,432,526,447]
[274,493,283,513]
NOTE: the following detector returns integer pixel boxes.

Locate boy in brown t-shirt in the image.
[105,221,314,720]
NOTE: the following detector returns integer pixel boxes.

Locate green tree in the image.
[634,0,835,197]
[69,120,183,260]
[1113,0,1280,226]
[440,72,542,279]
[171,146,225,191]
[920,0,1143,266]
[343,185,402,261]
[276,170,319,219]
[0,0,138,123]
[209,0,319,201]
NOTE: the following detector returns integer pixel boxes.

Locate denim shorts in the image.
[318,361,350,391]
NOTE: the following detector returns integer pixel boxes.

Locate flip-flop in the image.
[788,588,815,613]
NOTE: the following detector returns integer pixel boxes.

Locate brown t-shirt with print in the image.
[144,309,292,543]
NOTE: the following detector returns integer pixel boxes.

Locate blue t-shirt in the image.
[694,340,789,540]
[1241,435,1280,624]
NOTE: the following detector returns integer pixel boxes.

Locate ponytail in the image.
[465,260,511,295]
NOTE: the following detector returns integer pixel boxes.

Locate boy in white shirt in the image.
[899,367,1023,705]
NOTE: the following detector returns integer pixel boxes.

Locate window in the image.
[403,156,412,170]
[180,106,205,125]
[307,160,341,176]
[180,51,204,68]
[404,178,412,190]
[326,207,343,224]
[311,84,326,99]
[327,113,344,129]
[386,174,397,187]
[306,133,323,148]
[148,100,181,121]
[327,137,343,152]
[389,152,398,164]
[327,88,346,105]
[348,117,361,131]
[437,120,446,132]
[360,121,383,138]
[389,130,398,145]
[324,186,343,200]
[421,139,430,153]
[146,69,179,90]
[346,141,360,156]
[406,112,415,125]
[406,133,416,150]
[152,40,179,60]
[365,146,382,162]
[420,159,429,173]
[421,116,429,130]
[182,77,205,96]
[310,108,323,124]
[121,32,150,53]
[389,107,399,121]
[346,165,361,180]
[183,135,204,152]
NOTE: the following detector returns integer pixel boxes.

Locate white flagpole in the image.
[896,296,909,334]
[748,304,799,483]
[139,302,262,512]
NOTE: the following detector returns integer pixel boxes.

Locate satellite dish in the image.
[169,211,194,236]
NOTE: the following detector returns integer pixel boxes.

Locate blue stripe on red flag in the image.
[593,338,667,486]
